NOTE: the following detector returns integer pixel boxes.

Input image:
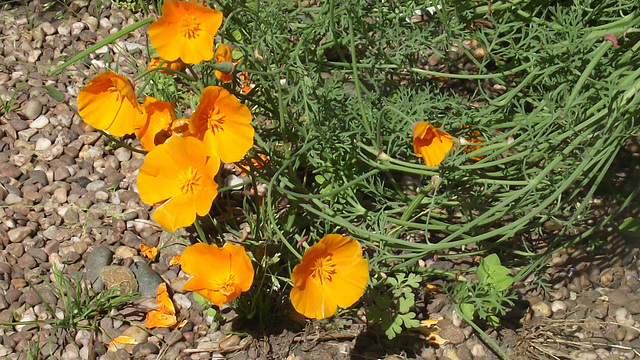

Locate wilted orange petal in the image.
[108,336,138,352]
[417,319,450,346]
[145,310,178,329]
[140,244,158,261]
[169,254,182,266]
[155,283,175,315]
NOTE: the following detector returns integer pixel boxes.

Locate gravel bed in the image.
[1,1,640,359]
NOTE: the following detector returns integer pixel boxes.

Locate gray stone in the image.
[22,99,42,120]
[130,261,164,297]
[28,170,48,185]
[85,246,114,291]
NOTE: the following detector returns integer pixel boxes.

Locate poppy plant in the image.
[135,96,178,151]
[180,243,254,307]
[412,121,454,167]
[189,86,254,163]
[147,1,223,64]
[290,234,369,319]
[77,72,143,137]
[215,44,234,83]
[137,135,220,232]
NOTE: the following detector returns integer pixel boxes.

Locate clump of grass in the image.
[0,265,136,353]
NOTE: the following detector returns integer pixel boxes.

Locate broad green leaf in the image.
[460,303,475,320]
[43,85,65,102]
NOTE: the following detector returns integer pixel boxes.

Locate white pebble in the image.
[57,24,70,36]
[470,343,485,358]
[35,137,52,151]
[40,144,63,161]
[15,308,36,332]
[173,293,192,311]
[75,329,91,347]
[551,300,567,313]
[225,174,244,189]
[71,21,86,35]
[531,301,552,317]
[615,307,635,326]
[99,18,112,30]
[30,115,49,129]
[27,50,42,63]
[576,351,598,360]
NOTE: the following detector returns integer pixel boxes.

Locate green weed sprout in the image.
[450,254,515,328]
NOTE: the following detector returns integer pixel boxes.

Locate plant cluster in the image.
[41,0,640,351]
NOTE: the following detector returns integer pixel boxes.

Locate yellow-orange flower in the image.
[146,57,186,74]
[412,121,454,167]
[147,1,223,64]
[137,135,220,232]
[290,234,369,319]
[181,243,254,307]
[134,96,178,151]
[189,86,254,163]
[77,72,143,137]
[215,44,234,83]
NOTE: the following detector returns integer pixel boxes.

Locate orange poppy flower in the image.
[147,1,223,64]
[290,234,369,319]
[134,97,178,151]
[77,72,143,137]
[146,57,186,74]
[181,243,254,307]
[189,86,254,163]
[412,121,454,167]
[140,244,158,261]
[137,135,220,232]
[215,44,234,83]
[145,283,178,329]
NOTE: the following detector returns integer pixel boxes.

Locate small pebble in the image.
[531,301,552,318]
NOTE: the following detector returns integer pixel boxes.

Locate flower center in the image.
[311,256,337,285]
[179,16,202,40]
[207,106,226,134]
[178,167,201,195]
[215,275,237,296]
